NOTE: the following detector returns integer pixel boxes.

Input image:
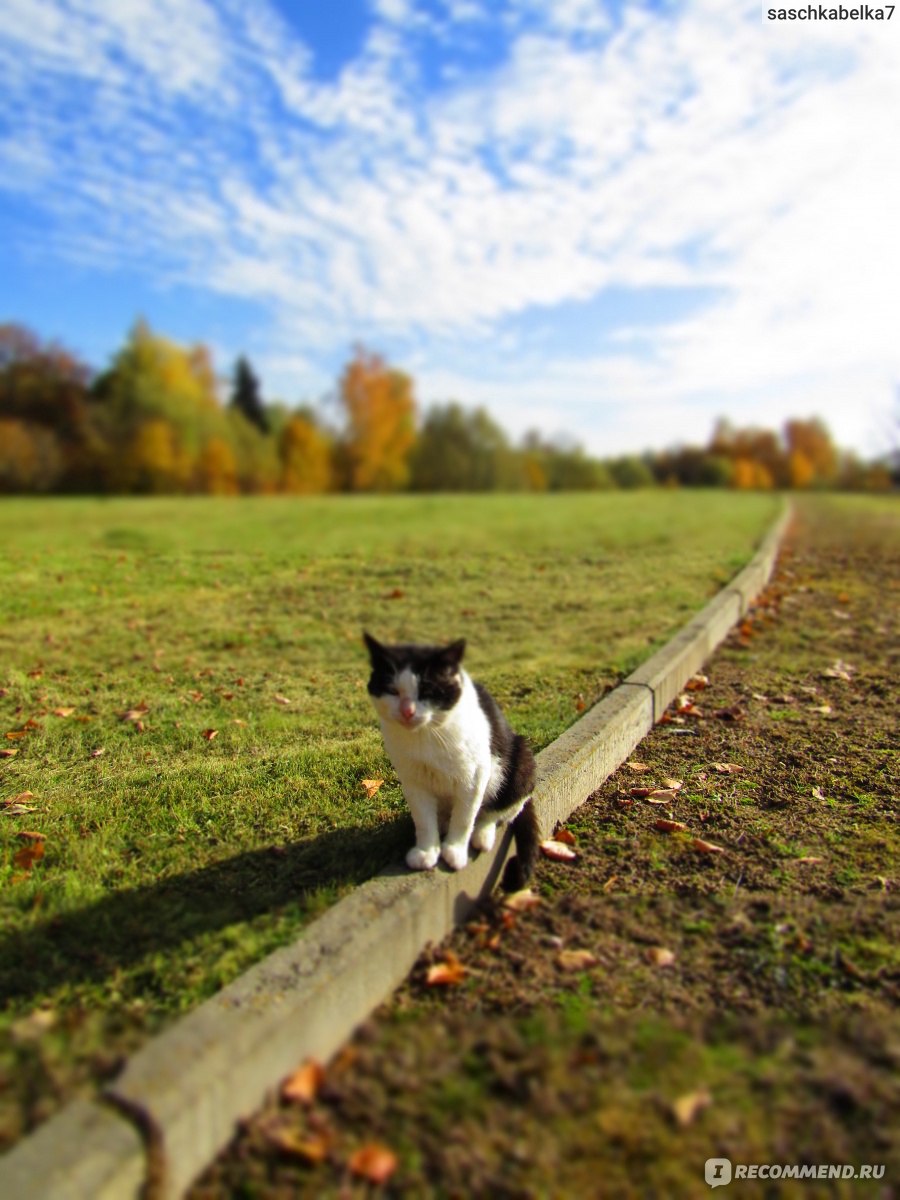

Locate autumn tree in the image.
[93,320,244,492]
[0,323,97,490]
[230,356,269,434]
[784,418,837,487]
[520,430,613,491]
[337,347,416,491]
[280,410,333,493]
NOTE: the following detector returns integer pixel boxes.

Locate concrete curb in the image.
[0,503,792,1199]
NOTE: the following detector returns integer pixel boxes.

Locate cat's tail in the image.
[503,798,540,892]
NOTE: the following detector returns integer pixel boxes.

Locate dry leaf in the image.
[14,837,45,871]
[385,588,405,600]
[360,778,384,799]
[811,704,833,715]
[282,1059,325,1106]
[274,694,292,706]
[0,748,19,758]
[602,875,619,893]
[672,1088,712,1127]
[554,828,577,846]
[90,748,105,758]
[503,888,541,912]
[266,1125,332,1164]
[647,788,678,802]
[626,761,650,773]
[662,778,683,791]
[201,729,219,741]
[426,951,466,987]
[52,707,74,718]
[645,946,676,967]
[691,838,726,855]
[557,948,598,972]
[655,819,687,833]
[629,787,651,798]
[5,730,29,741]
[712,762,744,774]
[121,706,148,722]
[811,787,826,801]
[349,1143,399,1185]
[685,674,709,691]
[793,856,823,865]
[540,839,578,862]
[574,694,586,713]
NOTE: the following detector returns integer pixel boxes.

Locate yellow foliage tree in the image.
[732,457,774,490]
[280,415,333,493]
[122,418,193,493]
[338,348,416,491]
[788,449,815,489]
[197,436,239,495]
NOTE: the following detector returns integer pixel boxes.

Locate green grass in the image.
[0,491,780,1132]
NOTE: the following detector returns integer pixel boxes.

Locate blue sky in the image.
[1,0,897,456]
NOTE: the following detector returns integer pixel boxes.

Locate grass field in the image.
[0,490,781,1143]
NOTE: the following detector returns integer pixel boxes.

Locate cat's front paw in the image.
[440,841,469,871]
[472,823,497,853]
[406,845,440,871]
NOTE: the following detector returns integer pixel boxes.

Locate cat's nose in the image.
[399,698,416,722]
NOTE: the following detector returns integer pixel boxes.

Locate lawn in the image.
[0,490,780,1143]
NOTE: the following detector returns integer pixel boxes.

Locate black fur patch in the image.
[363,632,465,711]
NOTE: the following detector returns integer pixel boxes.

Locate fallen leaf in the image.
[426,950,466,986]
[684,674,709,691]
[90,748,106,758]
[712,762,744,774]
[647,789,678,802]
[811,787,826,801]
[662,778,683,791]
[274,695,292,706]
[574,694,586,713]
[691,838,726,855]
[672,1088,712,1127]
[121,706,148,722]
[201,729,219,741]
[540,839,578,862]
[554,828,577,846]
[503,888,541,912]
[187,690,204,702]
[793,856,823,865]
[360,778,384,799]
[349,1143,398,1185]
[655,819,687,833]
[266,1125,332,1164]
[5,730,29,741]
[645,946,676,967]
[810,704,833,715]
[0,748,19,758]
[629,787,652,798]
[14,837,45,871]
[52,707,74,718]
[602,875,618,893]
[282,1060,325,1106]
[626,761,650,773]
[557,948,598,972]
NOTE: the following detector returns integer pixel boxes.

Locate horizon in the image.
[1,0,898,459]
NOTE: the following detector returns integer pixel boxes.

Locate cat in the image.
[363,632,539,889]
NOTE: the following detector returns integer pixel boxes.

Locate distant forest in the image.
[0,320,894,495]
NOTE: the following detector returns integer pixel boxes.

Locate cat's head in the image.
[363,632,466,731]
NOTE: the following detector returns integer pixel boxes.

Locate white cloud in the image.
[0,0,897,453]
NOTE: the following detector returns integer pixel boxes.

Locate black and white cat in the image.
[363,632,539,888]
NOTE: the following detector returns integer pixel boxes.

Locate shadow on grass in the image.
[0,818,413,1006]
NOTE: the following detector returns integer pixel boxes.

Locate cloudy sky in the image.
[0,0,897,456]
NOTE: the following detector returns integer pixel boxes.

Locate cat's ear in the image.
[440,638,466,669]
[363,631,387,663]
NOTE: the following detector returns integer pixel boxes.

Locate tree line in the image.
[0,320,893,495]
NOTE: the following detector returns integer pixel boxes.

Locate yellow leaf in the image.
[557,949,598,972]
[281,1060,325,1106]
[360,778,384,799]
[426,951,466,986]
[349,1142,398,1185]
[672,1088,712,1127]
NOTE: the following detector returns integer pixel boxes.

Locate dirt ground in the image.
[191,497,898,1200]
